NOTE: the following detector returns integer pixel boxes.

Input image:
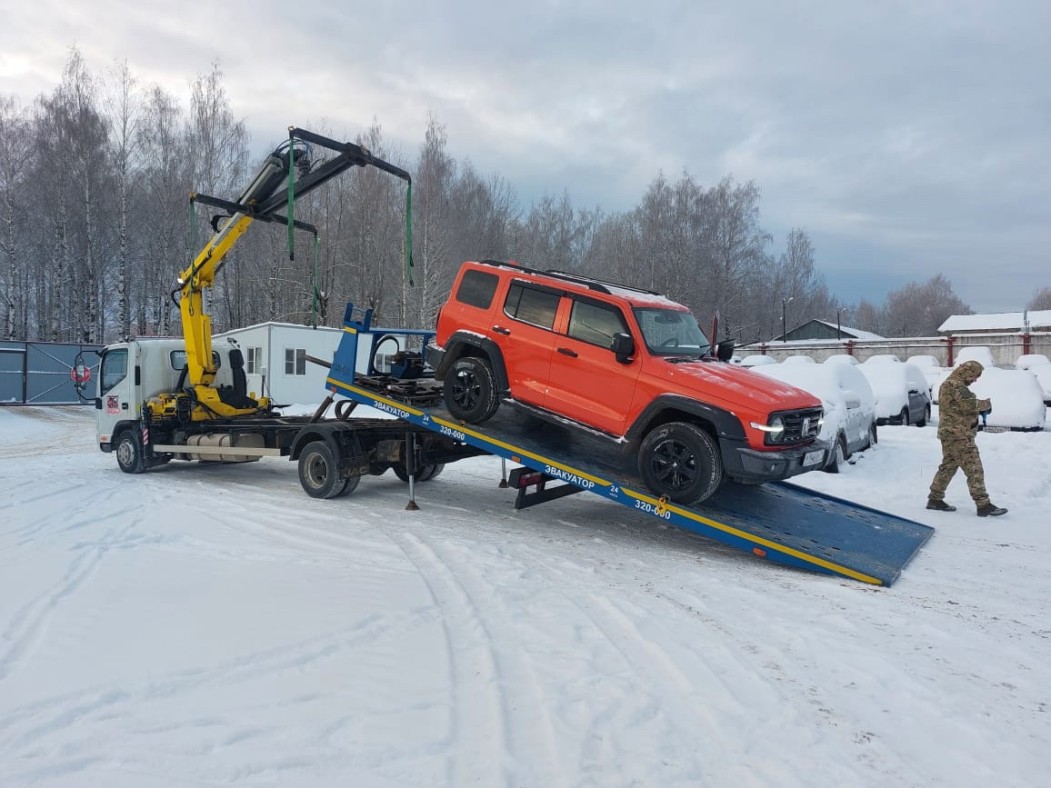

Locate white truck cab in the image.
[96,337,240,452]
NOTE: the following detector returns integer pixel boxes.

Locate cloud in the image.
[1,0,1048,311]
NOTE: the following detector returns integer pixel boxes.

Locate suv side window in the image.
[504,282,560,329]
[456,270,500,309]
[567,299,628,348]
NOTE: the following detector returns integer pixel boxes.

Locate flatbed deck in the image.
[325,376,934,587]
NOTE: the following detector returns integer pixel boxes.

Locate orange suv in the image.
[427,260,826,505]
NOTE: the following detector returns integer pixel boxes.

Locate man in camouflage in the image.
[927,360,1007,517]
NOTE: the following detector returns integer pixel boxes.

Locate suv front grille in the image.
[780,407,823,442]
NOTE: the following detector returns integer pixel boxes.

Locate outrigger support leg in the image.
[405,432,420,511]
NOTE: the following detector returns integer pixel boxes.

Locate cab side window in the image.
[170,350,222,371]
[504,283,559,329]
[100,349,128,394]
[568,299,628,348]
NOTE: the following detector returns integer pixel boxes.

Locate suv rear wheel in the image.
[444,356,499,423]
[638,422,723,506]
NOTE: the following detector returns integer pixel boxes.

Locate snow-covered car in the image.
[907,354,947,395]
[782,355,815,365]
[858,359,932,426]
[754,361,877,472]
[739,354,777,368]
[955,346,997,368]
[971,367,1047,431]
[824,353,860,366]
[863,353,902,364]
[1015,353,1050,370]
[1014,355,1051,404]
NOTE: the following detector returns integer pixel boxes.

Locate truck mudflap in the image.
[324,375,933,586]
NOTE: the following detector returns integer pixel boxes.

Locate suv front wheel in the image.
[444,356,500,423]
[639,422,723,506]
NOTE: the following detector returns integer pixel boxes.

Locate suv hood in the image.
[657,358,821,412]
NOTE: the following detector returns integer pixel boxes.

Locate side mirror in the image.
[610,332,635,364]
[716,339,735,362]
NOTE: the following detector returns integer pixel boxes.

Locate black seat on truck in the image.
[218,348,258,409]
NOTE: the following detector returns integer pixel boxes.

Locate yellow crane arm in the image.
[169,128,409,420]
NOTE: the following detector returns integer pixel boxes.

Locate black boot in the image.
[977,503,1008,517]
[926,499,956,512]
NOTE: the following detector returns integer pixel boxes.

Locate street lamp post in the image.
[836,307,843,340]
[781,296,793,343]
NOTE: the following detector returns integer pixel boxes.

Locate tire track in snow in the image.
[0,606,433,752]
[0,522,137,682]
[391,532,507,788]
[569,592,740,781]
[411,533,568,788]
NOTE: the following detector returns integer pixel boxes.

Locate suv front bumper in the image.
[723,439,829,484]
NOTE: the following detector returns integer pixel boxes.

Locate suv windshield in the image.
[634,308,711,356]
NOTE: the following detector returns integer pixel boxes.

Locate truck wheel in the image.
[392,462,444,482]
[115,429,146,474]
[638,422,723,506]
[336,473,361,497]
[444,357,499,423]
[298,441,349,499]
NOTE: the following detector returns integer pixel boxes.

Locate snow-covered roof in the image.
[938,310,1051,333]
[216,320,343,335]
[811,319,884,340]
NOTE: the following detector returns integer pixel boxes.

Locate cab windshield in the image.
[634,308,711,356]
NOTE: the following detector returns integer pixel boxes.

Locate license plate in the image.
[803,449,824,467]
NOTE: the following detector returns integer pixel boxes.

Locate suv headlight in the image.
[750,416,786,444]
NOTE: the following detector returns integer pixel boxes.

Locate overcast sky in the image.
[1,0,1048,313]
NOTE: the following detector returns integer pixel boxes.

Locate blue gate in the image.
[0,341,100,405]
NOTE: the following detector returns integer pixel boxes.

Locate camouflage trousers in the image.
[929,434,990,506]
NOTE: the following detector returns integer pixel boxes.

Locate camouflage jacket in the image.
[937,360,991,439]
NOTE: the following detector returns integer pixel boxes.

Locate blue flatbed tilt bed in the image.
[324,311,934,587]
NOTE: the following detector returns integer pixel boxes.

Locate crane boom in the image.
[151,127,411,424]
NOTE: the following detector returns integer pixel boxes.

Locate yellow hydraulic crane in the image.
[148,127,412,423]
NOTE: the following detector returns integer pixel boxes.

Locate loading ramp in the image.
[323,370,933,587]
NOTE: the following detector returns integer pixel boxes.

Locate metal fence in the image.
[746,332,1051,367]
[0,341,100,405]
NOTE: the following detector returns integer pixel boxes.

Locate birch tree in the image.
[186,62,248,332]
[0,97,32,340]
[104,59,142,340]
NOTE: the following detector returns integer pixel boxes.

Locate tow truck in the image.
[89,126,932,586]
[92,127,478,485]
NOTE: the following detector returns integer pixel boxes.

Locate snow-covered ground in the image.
[1,405,1049,787]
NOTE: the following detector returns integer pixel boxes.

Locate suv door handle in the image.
[557,347,578,358]
[492,325,511,335]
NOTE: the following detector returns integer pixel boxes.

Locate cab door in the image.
[543,296,641,436]
[96,346,133,444]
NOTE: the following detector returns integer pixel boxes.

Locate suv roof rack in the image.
[476,259,662,297]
